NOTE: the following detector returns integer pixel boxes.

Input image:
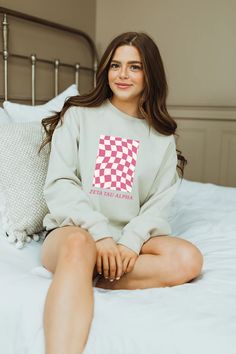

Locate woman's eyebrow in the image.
[111,59,142,64]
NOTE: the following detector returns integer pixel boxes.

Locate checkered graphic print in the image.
[92,135,140,193]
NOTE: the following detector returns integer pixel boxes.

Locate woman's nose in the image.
[119,66,128,79]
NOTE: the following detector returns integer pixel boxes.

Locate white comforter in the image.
[0,179,236,354]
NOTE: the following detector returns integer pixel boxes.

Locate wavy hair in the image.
[40,32,187,176]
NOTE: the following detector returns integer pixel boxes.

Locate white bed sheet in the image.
[0,179,236,354]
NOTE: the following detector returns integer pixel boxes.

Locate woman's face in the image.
[108,45,145,105]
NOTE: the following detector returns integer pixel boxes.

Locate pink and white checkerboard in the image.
[92,135,140,193]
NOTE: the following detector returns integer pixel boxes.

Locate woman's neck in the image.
[110,97,140,118]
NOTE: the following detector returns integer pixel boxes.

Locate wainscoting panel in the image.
[219,130,236,186]
[169,106,236,187]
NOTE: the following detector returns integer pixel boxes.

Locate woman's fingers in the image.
[115,253,123,280]
[102,255,109,279]
[96,254,102,275]
[102,253,123,281]
[122,257,130,274]
[108,254,117,281]
[97,245,129,281]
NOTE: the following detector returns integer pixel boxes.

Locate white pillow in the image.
[0,107,11,124]
[0,122,50,248]
[3,84,79,123]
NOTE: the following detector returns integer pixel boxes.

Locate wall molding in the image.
[168,105,236,121]
[175,116,236,187]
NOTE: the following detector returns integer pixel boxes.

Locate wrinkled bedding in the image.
[0,179,236,354]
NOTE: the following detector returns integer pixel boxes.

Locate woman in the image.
[40,32,203,354]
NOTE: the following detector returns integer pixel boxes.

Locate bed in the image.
[1,7,236,354]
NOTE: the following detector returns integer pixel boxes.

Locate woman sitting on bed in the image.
[40,32,203,354]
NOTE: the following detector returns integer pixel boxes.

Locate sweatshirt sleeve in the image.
[43,107,112,242]
[117,136,181,255]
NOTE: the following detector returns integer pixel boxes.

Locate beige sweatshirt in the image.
[43,99,180,255]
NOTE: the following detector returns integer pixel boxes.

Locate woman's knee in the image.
[60,230,97,265]
[41,227,97,273]
[174,243,203,284]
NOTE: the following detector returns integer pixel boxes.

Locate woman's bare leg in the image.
[97,236,203,290]
[41,226,98,354]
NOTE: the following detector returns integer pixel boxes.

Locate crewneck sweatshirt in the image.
[43,99,180,255]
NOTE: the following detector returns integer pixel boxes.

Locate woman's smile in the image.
[115,82,133,89]
[108,45,145,114]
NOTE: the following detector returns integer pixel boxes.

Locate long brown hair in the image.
[40,32,187,175]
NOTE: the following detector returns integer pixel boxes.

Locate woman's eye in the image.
[110,63,119,69]
[130,65,142,71]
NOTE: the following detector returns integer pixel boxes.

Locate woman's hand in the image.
[117,244,138,275]
[95,237,123,281]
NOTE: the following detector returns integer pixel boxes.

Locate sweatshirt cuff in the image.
[117,219,172,255]
[88,221,112,242]
[117,231,146,255]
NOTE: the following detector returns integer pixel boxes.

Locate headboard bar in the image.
[0,7,98,63]
[0,51,93,71]
[0,7,98,103]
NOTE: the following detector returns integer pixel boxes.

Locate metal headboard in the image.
[0,6,99,105]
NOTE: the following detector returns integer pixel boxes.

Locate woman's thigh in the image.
[140,236,203,270]
[41,226,98,278]
[140,235,203,276]
[140,235,200,256]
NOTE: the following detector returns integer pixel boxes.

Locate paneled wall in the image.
[170,106,236,187]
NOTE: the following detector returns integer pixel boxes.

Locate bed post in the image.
[75,63,80,91]
[93,60,97,87]
[30,54,36,105]
[54,59,59,96]
[2,14,9,101]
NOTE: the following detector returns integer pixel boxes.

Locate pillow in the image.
[0,107,11,125]
[3,84,79,123]
[0,122,50,248]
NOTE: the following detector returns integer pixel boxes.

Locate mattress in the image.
[0,179,236,354]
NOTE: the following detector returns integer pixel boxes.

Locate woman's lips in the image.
[115,83,132,89]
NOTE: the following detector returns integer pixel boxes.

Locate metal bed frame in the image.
[0,6,99,104]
